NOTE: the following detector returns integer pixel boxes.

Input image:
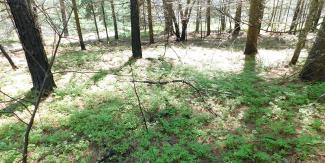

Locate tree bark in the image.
[146,0,154,43]
[72,0,86,50]
[206,0,211,36]
[290,0,319,65]
[312,0,325,31]
[7,0,56,93]
[59,0,69,36]
[110,0,119,40]
[300,17,325,81]
[130,0,142,58]
[244,0,265,55]
[232,0,242,36]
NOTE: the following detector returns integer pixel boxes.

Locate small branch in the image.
[0,44,18,70]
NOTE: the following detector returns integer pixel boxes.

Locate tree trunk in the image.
[289,0,303,34]
[147,0,154,43]
[90,1,100,41]
[220,0,226,31]
[7,0,56,93]
[300,17,325,81]
[290,0,319,65]
[206,0,211,36]
[195,0,201,33]
[72,0,86,50]
[59,0,69,36]
[130,0,142,58]
[110,0,119,40]
[232,0,242,36]
[244,0,265,55]
[312,0,325,31]
[101,0,110,42]
[162,0,173,34]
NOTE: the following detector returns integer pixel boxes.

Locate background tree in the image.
[232,0,242,36]
[8,0,56,93]
[244,0,265,55]
[147,0,154,43]
[206,0,211,36]
[130,0,142,58]
[72,0,86,50]
[300,17,325,81]
[59,0,69,36]
[290,0,319,65]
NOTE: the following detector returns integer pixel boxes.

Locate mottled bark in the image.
[300,17,325,81]
[232,0,242,36]
[244,0,265,55]
[147,0,154,43]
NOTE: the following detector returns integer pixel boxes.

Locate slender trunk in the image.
[244,0,265,55]
[130,0,142,58]
[206,0,211,36]
[162,0,173,34]
[232,0,242,36]
[8,0,56,93]
[300,17,325,81]
[110,0,119,40]
[59,0,69,36]
[312,0,325,31]
[90,2,100,41]
[147,0,154,43]
[284,0,293,31]
[142,2,147,32]
[220,0,226,31]
[102,0,110,42]
[72,0,86,50]
[195,0,200,32]
[290,0,319,65]
[289,0,303,34]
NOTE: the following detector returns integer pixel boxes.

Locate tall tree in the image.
[147,0,154,43]
[72,0,86,50]
[59,0,69,36]
[101,0,110,42]
[289,0,304,34]
[290,0,319,65]
[162,0,173,35]
[195,0,201,33]
[312,0,325,31]
[244,0,265,55]
[232,0,242,36]
[179,0,196,41]
[90,1,100,41]
[206,0,211,36]
[130,0,142,58]
[300,17,325,81]
[110,0,119,40]
[7,0,56,93]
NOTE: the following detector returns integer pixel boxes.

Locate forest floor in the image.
[0,33,324,162]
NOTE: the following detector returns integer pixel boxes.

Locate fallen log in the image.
[0,44,18,70]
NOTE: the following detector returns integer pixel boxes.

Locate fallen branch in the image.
[0,44,18,70]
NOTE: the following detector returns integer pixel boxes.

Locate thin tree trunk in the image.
[312,0,325,31]
[289,0,303,34]
[101,0,110,42]
[59,0,69,36]
[90,1,100,41]
[72,0,86,50]
[244,0,265,55]
[147,0,154,43]
[284,0,293,31]
[130,0,142,58]
[220,0,226,31]
[206,0,211,36]
[8,0,56,93]
[195,0,200,32]
[0,44,18,70]
[300,17,325,81]
[290,0,319,65]
[110,0,119,40]
[232,0,242,36]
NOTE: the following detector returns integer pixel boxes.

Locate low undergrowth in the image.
[0,49,324,162]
